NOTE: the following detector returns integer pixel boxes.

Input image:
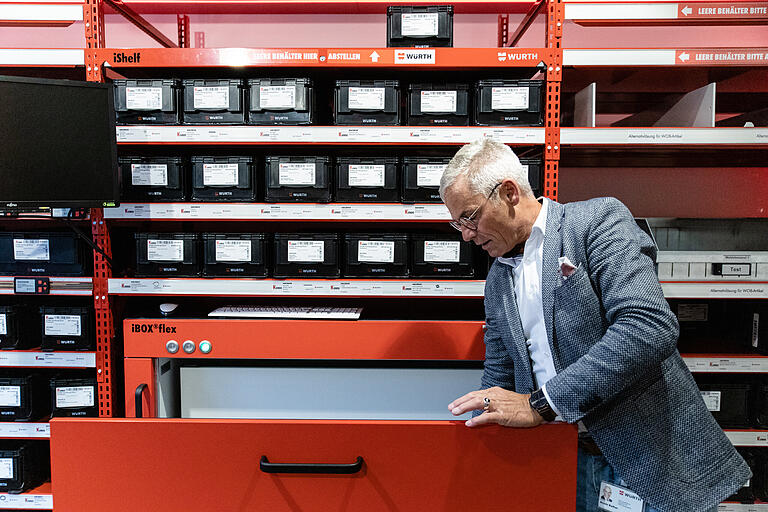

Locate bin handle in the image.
[135,383,148,418]
[259,455,364,474]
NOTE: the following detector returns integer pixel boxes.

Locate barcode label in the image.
[0,386,21,408]
[13,239,50,261]
[700,391,721,412]
[279,163,316,186]
[131,164,168,186]
[44,315,82,337]
[147,239,184,262]
[420,90,457,113]
[348,87,385,110]
[0,458,13,479]
[491,87,530,110]
[55,386,94,408]
[358,241,395,263]
[203,163,239,186]
[125,87,162,110]
[401,12,439,36]
[193,86,230,109]
[416,164,446,187]
[348,164,385,187]
[259,86,296,109]
[424,241,460,263]
[215,240,252,262]
[288,241,325,263]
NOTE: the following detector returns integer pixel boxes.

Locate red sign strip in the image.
[677,2,768,18]
[676,48,768,65]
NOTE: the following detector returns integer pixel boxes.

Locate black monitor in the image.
[0,75,119,209]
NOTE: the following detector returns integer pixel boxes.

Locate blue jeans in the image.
[576,447,719,512]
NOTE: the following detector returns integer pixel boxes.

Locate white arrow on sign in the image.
[370,51,380,63]
[679,52,690,62]
[681,5,692,15]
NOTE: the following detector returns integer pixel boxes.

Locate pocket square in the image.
[558,256,577,280]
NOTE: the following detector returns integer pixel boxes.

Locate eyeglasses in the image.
[449,182,502,232]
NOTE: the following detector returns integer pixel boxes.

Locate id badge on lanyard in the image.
[598,481,645,512]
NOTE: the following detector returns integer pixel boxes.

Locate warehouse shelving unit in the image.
[1,0,766,508]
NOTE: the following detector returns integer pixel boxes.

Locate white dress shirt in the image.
[497,197,562,417]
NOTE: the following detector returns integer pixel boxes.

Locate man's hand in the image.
[448,386,544,428]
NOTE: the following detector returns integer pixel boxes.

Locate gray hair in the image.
[439,137,533,202]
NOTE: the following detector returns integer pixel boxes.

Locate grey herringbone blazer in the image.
[480,197,750,512]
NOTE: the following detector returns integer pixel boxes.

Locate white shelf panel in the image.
[0,3,83,21]
[561,128,768,145]
[116,126,545,145]
[0,48,83,66]
[565,3,679,19]
[104,203,450,221]
[0,423,49,439]
[0,352,96,368]
[725,431,768,447]
[718,505,768,512]
[683,356,768,373]
[108,278,486,297]
[0,277,92,296]
[0,493,52,510]
[661,282,768,299]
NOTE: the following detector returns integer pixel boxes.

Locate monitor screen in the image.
[0,75,119,209]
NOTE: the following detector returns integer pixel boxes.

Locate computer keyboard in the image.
[208,306,363,320]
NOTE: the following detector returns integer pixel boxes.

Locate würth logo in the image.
[394,49,435,64]
[113,52,141,63]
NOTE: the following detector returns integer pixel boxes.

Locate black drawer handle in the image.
[260,455,364,474]
[135,383,148,418]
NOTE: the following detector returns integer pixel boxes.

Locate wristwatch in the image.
[529,388,557,422]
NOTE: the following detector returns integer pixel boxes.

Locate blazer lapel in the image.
[497,264,534,392]
[541,200,565,374]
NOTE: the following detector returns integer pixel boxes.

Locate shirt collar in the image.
[498,197,549,268]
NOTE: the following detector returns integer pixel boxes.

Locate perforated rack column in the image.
[545,0,563,201]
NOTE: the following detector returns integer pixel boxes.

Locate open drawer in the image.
[50,418,577,511]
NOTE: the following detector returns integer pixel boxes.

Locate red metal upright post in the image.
[177,14,190,48]
[545,0,563,201]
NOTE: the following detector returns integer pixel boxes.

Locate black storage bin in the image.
[0,376,49,422]
[411,234,474,278]
[343,233,409,278]
[755,450,768,500]
[248,78,314,125]
[113,79,181,125]
[120,156,186,202]
[387,5,453,47]
[755,382,768,428]
[182,79,246,124]
[696,377,751,428]
[273,233,340,278]
[402,157,450,203]
[520,158,543,197]
[0,232,85,276]
[0,306,39,350]
[135,233,200,277]
[0,442,49,493]
[728,448,757,502]
[407,83,470,126]
[475,80,544,126]
[264,156,332,203]
[335,157,399,203]
[40,306,92,351]
[334,80,401,126]
[50,377,97,417]
[202,233,269,277]
[191,156,255,202]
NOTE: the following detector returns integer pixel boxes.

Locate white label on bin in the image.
[288,241,325,263]
[521,164,529,178]
[0,459,13,480]
[193,86,229,109]
[13,239,49,261]
[348,87,386,110]
[491,87,530,110]
[0,386,20,408]
[215,240,251,262]
[0,314,6,336]
[677,304,708,322]
[700,391,721,412]
[420,91,457,113]
[401,12,439,36]
[131,164,168,186]
[203,163,239,186]
[55,386,94,408]
[358,240,395,263]
[125,87,163,110]
[416,164,446,187]
[348,165,385,187]
[44,315,82,337]
[147,239,184,262]
[424,240,460,263]
[259,86,296,109]
[753,313,760,348]
[278,163,316,186]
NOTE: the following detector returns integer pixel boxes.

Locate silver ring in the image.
[483,397,491,411]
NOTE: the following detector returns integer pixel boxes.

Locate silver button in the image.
[182,340,196,354]
[165,340,179,354]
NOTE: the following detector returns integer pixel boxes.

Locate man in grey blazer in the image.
[442,138,750,512]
